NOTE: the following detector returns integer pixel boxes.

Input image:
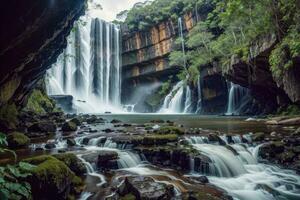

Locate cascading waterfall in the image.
[226,82,248,115]
[159,18,195,114]
[196,75,202,113]
[47,16,121,113]
[183,86,192,113]
[159,81,192,114]
[186,136,300,200]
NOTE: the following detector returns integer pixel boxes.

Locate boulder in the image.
[82,150,118,169]
[61,121,77,132]
[124,176,173,200]
[67,138,76,146]
[194,155,212,174]
[70,117,82,126]
[53,153,86,176]
[28,121,57,133]
[111,119,122,124]
[192,176,209,184]
[7,132,30,148]
[86,115,105,124]
[45,142,56,149]
[24,155,81,199]
[259,142,285,160]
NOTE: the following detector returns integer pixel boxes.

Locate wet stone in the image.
[124,176,173,200]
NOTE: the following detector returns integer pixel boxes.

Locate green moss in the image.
[24,155,74,186]
[0,103,18,129]
[62,121,77,132]
[143,134,179,145]
[121,194,136,200]
[7,132,30,148]
[276,105,300,116]
[24,155,75,199]
[53,153,86,176]
[24,89,55,114]
[157,126,185,135]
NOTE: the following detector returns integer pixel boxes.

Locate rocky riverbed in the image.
[1,112,300,200]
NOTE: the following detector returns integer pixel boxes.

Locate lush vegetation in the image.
[121,0,213,31]
[122,0,300,86]
[0,133,35,200]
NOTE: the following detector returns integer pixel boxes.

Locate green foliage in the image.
[277,105,300,116]
[159,80,172,96]
[0,133,35,200]
[145,80,172,108]
[169,50,187,67]
[122,0,215,31]
[270,27,300,78]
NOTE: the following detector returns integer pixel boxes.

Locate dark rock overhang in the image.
[0,0,86,106]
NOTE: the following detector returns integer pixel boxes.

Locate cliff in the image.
[121,12,196,81]
[121,12,229,113]
[225,34,300,112]
[0,0,86,107]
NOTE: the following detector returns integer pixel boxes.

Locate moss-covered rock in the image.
[7,132,30,148]
[53,153,86,176]
[24,155,78,199]
[142,134,178,145]
[62,121,77,132]
[156,126,184,135]
[23,89,55,115]
[70,117,82,126]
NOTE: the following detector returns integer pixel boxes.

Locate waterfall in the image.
[47,17,121,113]
[186,136,300,200]
[178,17,187,69]
[183,86,192,113]
[226,82,248,115]
[196,76,202,113]
[159,81,192,114]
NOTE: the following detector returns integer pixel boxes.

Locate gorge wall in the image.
[225,35,300,113]
[121,12,228,113]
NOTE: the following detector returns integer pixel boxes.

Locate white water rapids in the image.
[187,136,300,200]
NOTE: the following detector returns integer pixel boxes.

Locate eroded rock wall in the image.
[121,12,196,81]
[0,0,86,107]
[225,35,300,113]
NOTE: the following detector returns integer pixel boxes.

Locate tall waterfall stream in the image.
[47,16,121,113]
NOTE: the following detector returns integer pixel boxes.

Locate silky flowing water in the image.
[8,115,299,200]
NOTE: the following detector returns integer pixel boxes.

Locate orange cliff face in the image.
[122,11,198,80]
